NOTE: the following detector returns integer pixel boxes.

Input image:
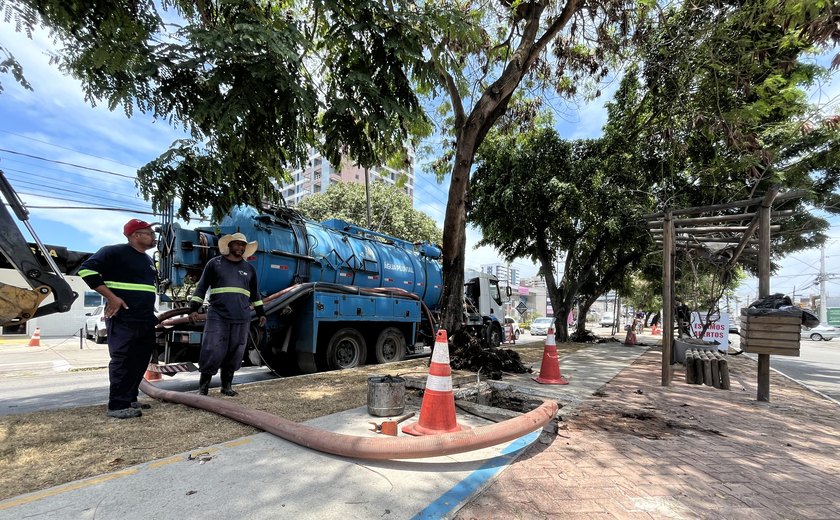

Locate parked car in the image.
[801,324,840,341]
[84,306,108,343]
[504,316,522,340]
[599,314,615,327]
[530,317,555,336]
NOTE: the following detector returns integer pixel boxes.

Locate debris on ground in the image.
[569,329,600,342]
[448,330,532,380]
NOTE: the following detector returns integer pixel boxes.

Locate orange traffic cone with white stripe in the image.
[533,327,569,385]
[144,363,163,382]
[624,324,637,345]
[27,327,41,347]
[402,329,470,436]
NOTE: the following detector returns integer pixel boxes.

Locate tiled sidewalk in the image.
[454,350,840,519]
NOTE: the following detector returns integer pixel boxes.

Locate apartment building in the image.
[280,148,415,206]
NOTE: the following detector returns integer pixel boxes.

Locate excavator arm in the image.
[0,170,77,327]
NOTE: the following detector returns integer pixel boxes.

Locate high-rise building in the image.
[480,263,519,286]
[280,148,415,207]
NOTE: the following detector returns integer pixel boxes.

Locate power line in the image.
[6,176,151,212]
[3,169,147,207]
[0,129,141,170]
[0,148,136,179]
[15,191,152,214]
[0,156,137,185]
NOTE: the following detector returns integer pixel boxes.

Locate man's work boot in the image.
[198,373,212,395]
[220,369,238,397]
[107,407,142,419]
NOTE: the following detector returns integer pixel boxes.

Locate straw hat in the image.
[218,232,258,258]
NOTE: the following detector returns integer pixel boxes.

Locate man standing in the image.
[79,219,158,419]
[189,233,266,396]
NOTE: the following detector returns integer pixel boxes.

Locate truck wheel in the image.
[95,328,106,344]
[325,328,367,370]
[486,324,502,348]
[374,328,406,364]
[84,326,92,340]
[514,329,520,341]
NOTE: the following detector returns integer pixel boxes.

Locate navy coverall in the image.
[189,256,265,375]
[79,244,157,411]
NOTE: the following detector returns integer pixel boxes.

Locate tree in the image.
[295,181,442,244]
[617,2,840,315]
[2,0,436,221]
[423,0,638,334]
[470,127,653,341]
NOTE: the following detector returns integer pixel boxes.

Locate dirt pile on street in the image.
[448,330,532,380]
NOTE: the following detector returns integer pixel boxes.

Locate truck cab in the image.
[464,269,507,348]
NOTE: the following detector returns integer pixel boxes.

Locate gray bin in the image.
[367,376,405,417]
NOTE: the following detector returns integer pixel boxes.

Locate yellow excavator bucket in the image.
[0,283,52,327]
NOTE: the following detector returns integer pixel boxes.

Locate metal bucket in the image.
[367,375,405,417]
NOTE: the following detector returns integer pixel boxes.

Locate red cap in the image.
[123,219,152,237]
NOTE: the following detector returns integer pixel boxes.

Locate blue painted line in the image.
[410,430,540,520]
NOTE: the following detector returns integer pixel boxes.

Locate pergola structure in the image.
[645,186,807,402]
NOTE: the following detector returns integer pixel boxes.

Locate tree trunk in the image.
[440,138,476,334]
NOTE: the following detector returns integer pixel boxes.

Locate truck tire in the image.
[374,327,406,364]
[325,328,367,370]
[95,328,106,344]
[486,323,502,349]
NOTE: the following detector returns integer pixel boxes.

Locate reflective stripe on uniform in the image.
[190,296,204,303]
[78,269,99,278]
[104,281,156,293]
[425,374,453,392]
[209,287,251,297]
[253,300,264,306]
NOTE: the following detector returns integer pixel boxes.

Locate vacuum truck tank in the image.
[157,205,453,373]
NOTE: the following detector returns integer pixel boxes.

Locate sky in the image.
[1,18,839,306]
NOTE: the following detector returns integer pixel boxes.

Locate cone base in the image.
[27,341,40,347]
[401,420,470,436]
[533,375,569,385]
[144,370,163,382]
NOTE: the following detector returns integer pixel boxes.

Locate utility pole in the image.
[820,245,827,324]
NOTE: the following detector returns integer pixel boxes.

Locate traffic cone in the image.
[27,328,41,347]
[624,326,637,345]
[402,329,470,436]
[144,364,163,382]
[651,323,660,335]
[533,327,569,385]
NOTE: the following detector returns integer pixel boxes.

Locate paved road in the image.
[730,334,840,403]
[0,366,281,416]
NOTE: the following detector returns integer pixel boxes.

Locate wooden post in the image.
[662,210,674,386]
[710,351,720,389]
[702,350,713,386]
[719,356,731,390]
[756,187,778,402]
[685,349,695,384]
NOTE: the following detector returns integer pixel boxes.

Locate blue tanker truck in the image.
[154,205,507,374]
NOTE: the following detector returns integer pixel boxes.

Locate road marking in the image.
[0,469,140,510]
[410,430,539,520]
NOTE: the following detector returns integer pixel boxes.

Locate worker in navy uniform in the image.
[189,233,266,396]
[79,219,158,419]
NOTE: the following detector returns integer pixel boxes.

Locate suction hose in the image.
[139,380,557,460]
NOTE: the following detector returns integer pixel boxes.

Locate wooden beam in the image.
[757,186,779,403]
[643,189,808,220]
[672,225,781,234]
[662,211,674,387]
[647,210,794,228]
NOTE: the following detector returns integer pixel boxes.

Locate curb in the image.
[740,352,840,408]
[0,360,72,375]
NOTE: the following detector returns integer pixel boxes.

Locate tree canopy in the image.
[471,127,653,340]
[295,181,442,245]
[3,0,437,221]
